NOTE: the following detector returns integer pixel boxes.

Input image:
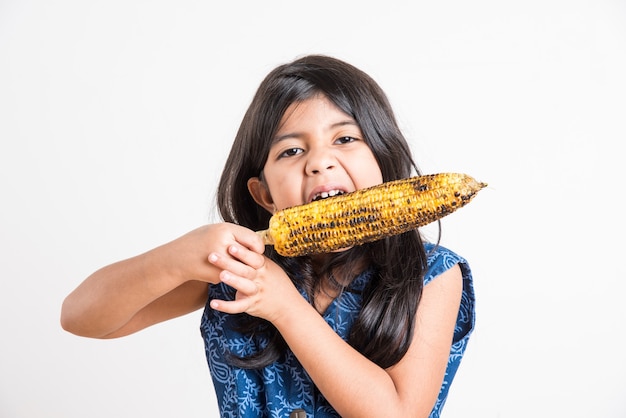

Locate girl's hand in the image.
[208,247,302,324]
[166,222,266,285]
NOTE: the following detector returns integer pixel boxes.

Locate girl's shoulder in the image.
[423,242,472,286]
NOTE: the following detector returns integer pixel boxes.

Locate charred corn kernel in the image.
[256,173,486,257]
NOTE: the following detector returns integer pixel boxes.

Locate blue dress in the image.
[200,243,475,417]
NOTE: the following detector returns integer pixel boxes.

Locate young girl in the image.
[61,54,475,418]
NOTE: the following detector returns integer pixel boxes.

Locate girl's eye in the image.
[279,148,303,158]
[335,136,357,144]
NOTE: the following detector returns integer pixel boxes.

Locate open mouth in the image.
[311,190,345,202]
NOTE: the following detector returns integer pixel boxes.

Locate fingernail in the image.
[208,253,218,263]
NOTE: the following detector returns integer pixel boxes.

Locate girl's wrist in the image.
[271,294,318,333]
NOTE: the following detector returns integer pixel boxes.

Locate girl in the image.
[61,54,475,418]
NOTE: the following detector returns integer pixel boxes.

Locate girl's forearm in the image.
[60,245,186,338]
[62,223,265,339]
[273,300,413,417]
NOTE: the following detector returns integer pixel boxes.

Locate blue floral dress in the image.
[200,243,475,417]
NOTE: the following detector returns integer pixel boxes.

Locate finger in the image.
[210,297,251,314]
[227,244,266,270]
[208,251,257,279]
[232,224,266,254]
[219,270,260,295]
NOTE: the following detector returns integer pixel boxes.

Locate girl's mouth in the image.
[311,189,345,202]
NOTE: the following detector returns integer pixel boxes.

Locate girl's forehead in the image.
[277,96,353,131]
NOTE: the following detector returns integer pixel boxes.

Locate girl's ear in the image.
[247,177,276,214]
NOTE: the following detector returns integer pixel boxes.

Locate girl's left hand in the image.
[207,245,302,324]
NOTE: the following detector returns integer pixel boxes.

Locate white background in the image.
[1,1,625,417]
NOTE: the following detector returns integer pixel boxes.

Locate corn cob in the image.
[257,173,486,257]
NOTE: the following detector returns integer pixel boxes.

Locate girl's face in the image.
[248,94,383,213]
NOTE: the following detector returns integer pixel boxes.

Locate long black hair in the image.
[217,55,428,369]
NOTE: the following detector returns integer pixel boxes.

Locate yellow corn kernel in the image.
[257,173,486,257]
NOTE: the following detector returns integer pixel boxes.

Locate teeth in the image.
[313,190,344,201]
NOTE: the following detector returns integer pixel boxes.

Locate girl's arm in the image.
[210,254,462,418]
[61,223,265,339]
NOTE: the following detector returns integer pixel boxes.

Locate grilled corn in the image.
[257,172,486,256]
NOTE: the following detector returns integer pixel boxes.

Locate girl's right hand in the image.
[166,222,266,285]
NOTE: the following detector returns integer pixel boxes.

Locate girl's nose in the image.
[305,148,336,175]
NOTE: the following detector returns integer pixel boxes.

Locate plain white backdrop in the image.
[1,1,625,417]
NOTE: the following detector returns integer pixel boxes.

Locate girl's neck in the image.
[311,254,369,314]
[313,279,337,314]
